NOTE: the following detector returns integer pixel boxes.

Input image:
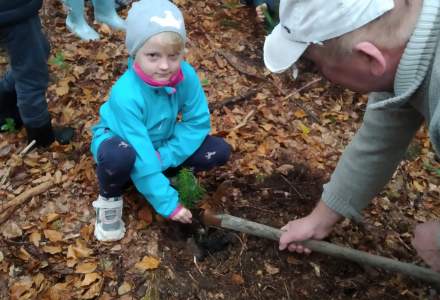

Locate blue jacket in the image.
[91,61,210,217]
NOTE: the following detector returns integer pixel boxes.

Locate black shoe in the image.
[25,120,74,148]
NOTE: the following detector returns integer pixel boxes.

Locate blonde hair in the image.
[320,0,417,59]
[154,31,185,53]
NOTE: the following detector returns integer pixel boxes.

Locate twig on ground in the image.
[210,85,262,111]
[0,140,36,186]
[274,77,322,123]
[231,109,255,132]
[193,256,204,276]
[280,175,305,200]
[0,180,53,225]
[217,49,266,81]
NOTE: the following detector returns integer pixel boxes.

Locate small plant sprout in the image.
[175,168,206,209]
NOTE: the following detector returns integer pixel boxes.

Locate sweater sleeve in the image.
[157,64,211,171]
[107,96,179,217]
[322,103,424,221]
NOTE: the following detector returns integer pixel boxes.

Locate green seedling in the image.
[175,168,206,209]
[424,162,440,177]
[1,118,17,132]
[201,78,210,86]
[49,52,69,70]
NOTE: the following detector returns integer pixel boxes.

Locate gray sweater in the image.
[322,0,440,221]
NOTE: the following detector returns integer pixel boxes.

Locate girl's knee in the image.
[216,139,231,166]
[97,137,136,172]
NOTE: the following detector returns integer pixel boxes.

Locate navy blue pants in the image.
[0,14,51,127]
[96,135,231,197]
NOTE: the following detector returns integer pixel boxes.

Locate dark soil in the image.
[104,164,436,300]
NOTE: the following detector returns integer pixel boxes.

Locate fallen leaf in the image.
[67,239,93,259]
[42,245,62,254]
[310,262,321,277]
[79,273,101,286]
[75,262,97,274]
[135,256,160,272]
[2,221,23,239]
[231,273,244,285]
[80,280,103,299]
[44,229,63,242]
[264,262,279,275]
[118,282,132,296]
[18,247,32,261]
[29,231,41,247]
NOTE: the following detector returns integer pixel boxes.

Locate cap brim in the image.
[263,25,309,73]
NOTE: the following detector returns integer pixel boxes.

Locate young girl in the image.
[90,0,231,241]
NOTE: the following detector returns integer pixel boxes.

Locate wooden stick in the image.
[215,214,440,285]
[0,140,36,186]
[0,180,53,225]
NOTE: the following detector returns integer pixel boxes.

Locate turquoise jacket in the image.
[91,61,210,217]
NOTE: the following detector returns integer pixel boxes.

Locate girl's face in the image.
[134,33,183,82]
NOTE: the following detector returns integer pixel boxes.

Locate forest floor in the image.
[1,1,440,299]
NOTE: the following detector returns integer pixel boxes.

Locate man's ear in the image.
[354,41,386,76]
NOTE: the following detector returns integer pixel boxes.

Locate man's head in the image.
[264,0,422,93]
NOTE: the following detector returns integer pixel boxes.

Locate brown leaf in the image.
[44,229,63,242]
[264,262,279,275]
[29,231,41,247]
[118,282,132,296]
[42,245,62,254]
[137,206,153,225]
[231,274,244,285]
[79,273,101,286]
[135,256,160,272]
[75,262,98,274]
[67,239,93,259]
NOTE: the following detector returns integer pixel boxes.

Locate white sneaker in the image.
[92,195,126,241]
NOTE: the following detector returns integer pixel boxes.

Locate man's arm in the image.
[280,103,424,252]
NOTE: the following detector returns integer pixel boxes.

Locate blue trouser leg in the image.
[96,136,136,197]
[0,15,51,128]
[174,135,231,173]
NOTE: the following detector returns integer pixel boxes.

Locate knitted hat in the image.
[125,0,186,56]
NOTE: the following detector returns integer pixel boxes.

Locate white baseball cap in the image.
[263,0,395,73]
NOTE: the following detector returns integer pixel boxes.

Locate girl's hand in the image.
[255,3,268,22]
[171,207,192,224]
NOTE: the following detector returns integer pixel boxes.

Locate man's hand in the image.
[279,200,342,253]
[171,207,192,224]
[412,221,440,271]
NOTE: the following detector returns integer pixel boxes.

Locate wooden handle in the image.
[216,214,440,285]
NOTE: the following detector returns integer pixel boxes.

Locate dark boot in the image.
[0,89,23,132]
[25,120,74,148]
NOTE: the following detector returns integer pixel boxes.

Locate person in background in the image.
[263,0,440,271]
[63,0,125,40]
[0,0,73,147]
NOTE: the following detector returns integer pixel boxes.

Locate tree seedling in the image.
[1,118,17,133]
[174,168,206,209]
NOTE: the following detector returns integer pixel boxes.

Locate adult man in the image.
[0,0,73,147]
[263,0,440,270]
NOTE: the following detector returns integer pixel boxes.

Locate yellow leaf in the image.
[75,262,97,274]
[29,231,41,247]
[44,229,63,242]
[298,122,310,135]
[42,245,62,254]
[135,256,160,272]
